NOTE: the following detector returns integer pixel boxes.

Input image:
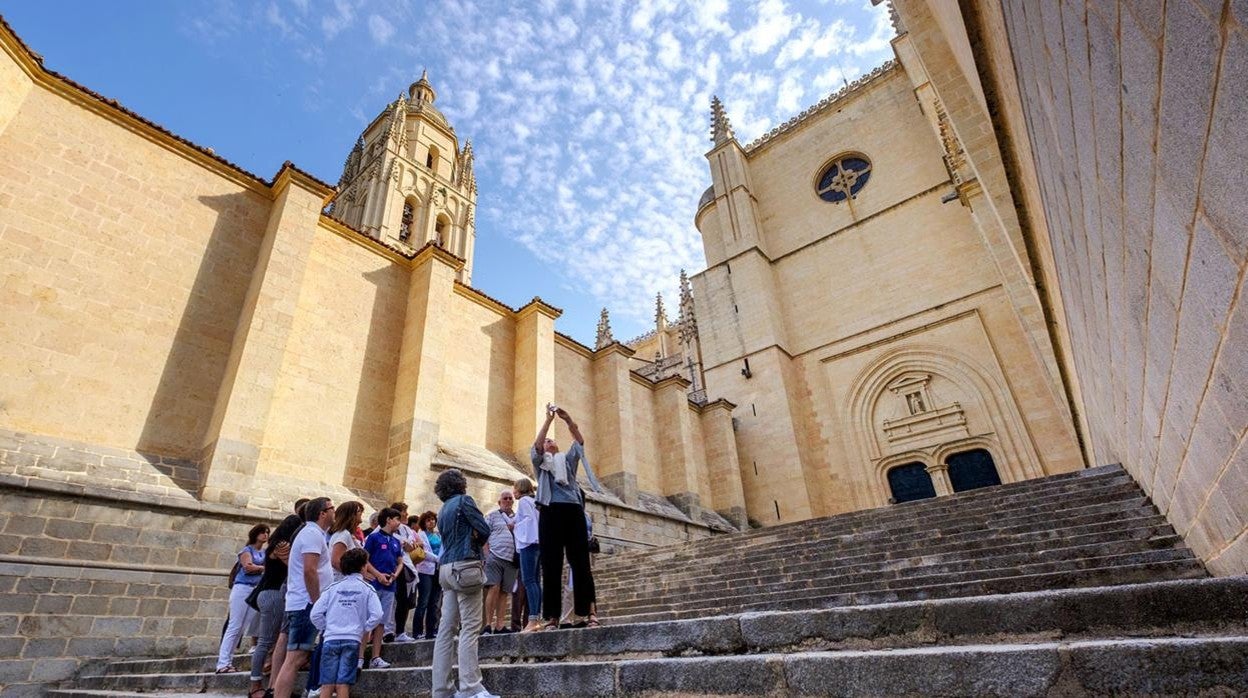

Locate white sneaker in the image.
[454,689,500,698]
[394,632,416,642]
[369,656,391,669]
[357,656,364,670]
[305,690,320,698]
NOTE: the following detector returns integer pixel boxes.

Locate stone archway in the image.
[845,345,1042,507]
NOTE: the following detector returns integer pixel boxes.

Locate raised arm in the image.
[557,408,584,445]
[533,406,556,454]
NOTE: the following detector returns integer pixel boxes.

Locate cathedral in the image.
[0,0,1245,689]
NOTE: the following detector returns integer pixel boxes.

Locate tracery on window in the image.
[816,155,872,202]
[400,202,414,241]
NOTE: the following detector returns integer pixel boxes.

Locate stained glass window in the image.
[816,155,872,203]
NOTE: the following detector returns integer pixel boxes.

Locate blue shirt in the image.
[364,530,402,592]
[234,545,265,586]
[436,494,490,565]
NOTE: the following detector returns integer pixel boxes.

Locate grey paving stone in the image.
[1065,637,1248,694]
[618,654,785,696]
[783,644,1061,697]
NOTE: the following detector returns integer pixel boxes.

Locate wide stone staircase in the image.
[51,465,1248,696]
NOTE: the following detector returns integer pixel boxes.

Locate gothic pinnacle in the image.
[655,292,669,328]
[710,95,735,146]
[595,307,615,350]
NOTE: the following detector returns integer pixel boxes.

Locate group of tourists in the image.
[215,405,600,698]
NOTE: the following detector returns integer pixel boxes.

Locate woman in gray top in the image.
[531,405,600,629]
[430,469,497,698]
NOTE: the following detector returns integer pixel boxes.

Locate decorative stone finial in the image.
[409,68,437,103]
[678,269,698,344]
[710,95,735,146]
[595,308,615,350]
[457,140,477,192]
[655,292,669,329]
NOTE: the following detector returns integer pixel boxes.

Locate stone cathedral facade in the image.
[1,0,1245,689]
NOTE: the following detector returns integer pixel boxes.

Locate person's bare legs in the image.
[484,585,500,631]
[489,591,504,631]
[369,625,384,664]
[336,685,349,698]
[269,632,288,682]
[271,648,307,698]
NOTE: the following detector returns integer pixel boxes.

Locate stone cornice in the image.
[515,297,563,321]
[592,341,636,360]
[271,161,335,205]
[744,61,900,154]
[654,374,692,391]
[555,331,595,358]
[411,240,466,271]
[453,281,513,317]
[318,216,411,265]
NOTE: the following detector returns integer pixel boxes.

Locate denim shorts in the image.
[319,639,360,686]
[286,604,318,652]
[376,589,395,627]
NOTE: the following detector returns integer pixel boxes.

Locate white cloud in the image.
[368,14,395,45]
[321,0,355,39]
[730,0,799,58]
[228,0,897,338]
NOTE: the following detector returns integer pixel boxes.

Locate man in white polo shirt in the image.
[273,497,335,698]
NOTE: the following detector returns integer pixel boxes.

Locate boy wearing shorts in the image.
[363,507,403,668]
[311,548,382,698]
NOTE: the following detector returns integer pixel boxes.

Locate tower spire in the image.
[408,69,437,103]
[655,292,669,330]
[710,95,735,146]
[595,308,615,350]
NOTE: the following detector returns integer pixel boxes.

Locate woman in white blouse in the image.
[513,477,543,632]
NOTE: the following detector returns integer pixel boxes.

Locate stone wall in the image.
[0,84,268,465]
[975,0,1247,574]
[0,482,265,696]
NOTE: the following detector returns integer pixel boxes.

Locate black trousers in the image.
[539,502,595,620]
[394,566,415,635]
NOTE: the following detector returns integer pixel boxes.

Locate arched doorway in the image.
[946,448,1001,492]
[887,462,937,503]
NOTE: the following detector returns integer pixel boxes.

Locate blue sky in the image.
[1,0,895,344]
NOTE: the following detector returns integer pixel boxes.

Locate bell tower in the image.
[331,70,479,283]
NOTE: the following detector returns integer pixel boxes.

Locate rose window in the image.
[816,155,872,202]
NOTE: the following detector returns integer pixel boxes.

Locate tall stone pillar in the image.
[511,299,560,463]
[655,376,704,518]
[591,343,638,504]
[384,243,463,504]
[701,399,747,528]
[200,165,333,507]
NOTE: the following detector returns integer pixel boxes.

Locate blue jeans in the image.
[519,545,541,617]
[319,640,360,686]
[414,571,442,638]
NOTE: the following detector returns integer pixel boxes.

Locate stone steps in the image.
[605,557,1208,625]
[597,466,1132,571]
[597,487,1152,585]
[597,517,1179,601]
[57,636,1248,697]
[598,524,1193,616]
[93,576,1248,677]
[597,476,1148,578]
[53,465,1242,696]
[61,577,1248,696]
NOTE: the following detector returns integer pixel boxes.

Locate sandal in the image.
[541,620,560,631]
[586,615,602,629]
[215,665,237,674]
[248,689,268,698]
